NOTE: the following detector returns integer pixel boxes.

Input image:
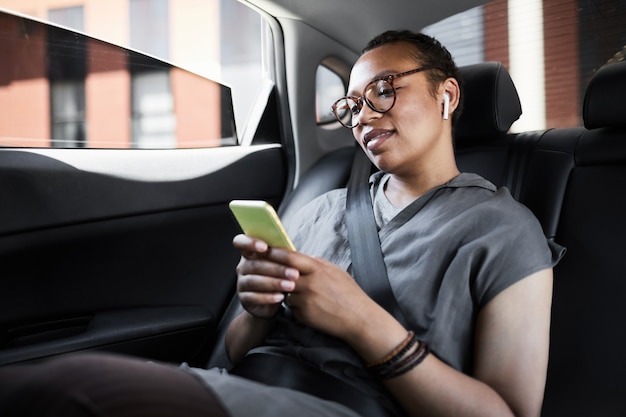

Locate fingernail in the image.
[284,268,299,280]
[255,240,268,252]
[281,280,295,291]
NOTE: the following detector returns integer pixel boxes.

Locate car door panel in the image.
[0,146,284,234]
[2,307,212,366]
[0,144,288,366]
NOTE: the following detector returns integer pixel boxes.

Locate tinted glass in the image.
[0,0,270,148]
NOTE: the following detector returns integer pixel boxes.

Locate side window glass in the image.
[316,64,345,125]
[0,0,270,149]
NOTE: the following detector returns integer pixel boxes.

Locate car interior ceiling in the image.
[245,0,486,53]
[208,59,626,417]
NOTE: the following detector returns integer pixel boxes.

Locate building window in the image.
[129,0,174,148]
[423,6,485,67]
[129,0,170,59]
[50,81,86,147]
[48,6,86,148]
[131,70,176,149]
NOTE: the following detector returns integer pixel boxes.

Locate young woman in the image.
[225,30,563,417]
[0,31,563,417]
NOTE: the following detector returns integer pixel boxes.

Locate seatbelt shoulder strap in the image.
[345,149,408,326]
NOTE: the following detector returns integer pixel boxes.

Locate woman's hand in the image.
[234,234,387,342]
[233,234,299,319]
[282,255,375,340]
[225,234,301,363]
[232,233,407,364]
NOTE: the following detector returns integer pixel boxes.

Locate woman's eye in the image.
[377,85,394,98]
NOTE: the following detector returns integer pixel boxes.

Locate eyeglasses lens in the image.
[333,97,361,128]
[332,79,396,128]
[364,79,395,113]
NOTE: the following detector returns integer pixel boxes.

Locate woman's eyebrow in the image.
[371,69,397,80]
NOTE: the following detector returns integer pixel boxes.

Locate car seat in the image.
[541,60,626,417]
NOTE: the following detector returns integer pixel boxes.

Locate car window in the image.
[424,0,626,131]
[0,0,272,149]
[316,64,345,125]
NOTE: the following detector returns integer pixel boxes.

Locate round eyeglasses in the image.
[331,66,439,129]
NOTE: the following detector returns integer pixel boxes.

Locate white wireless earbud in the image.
[443,93,450,120]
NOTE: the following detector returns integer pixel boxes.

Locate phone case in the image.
[229,200,296,250]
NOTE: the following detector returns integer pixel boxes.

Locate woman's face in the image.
[348,42,451,177]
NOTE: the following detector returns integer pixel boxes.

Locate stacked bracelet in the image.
[366,331,430,380]
[366,331,416,368]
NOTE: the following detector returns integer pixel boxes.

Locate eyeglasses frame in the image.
[331,65,441,128]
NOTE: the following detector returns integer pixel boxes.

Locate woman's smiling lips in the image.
[363,129,395,151]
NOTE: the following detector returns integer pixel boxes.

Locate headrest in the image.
[454,62,522,139]
[583,60,626,130]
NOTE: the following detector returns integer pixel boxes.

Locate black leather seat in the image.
[454,62,573,240]
[454,61,626,416]
[541,60,626,417]
[454,61,522,189]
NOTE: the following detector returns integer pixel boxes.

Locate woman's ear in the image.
[441,78,460,121]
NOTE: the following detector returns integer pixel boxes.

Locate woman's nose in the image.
[354,102,382,126]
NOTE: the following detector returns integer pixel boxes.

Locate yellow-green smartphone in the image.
[229,200,296,250]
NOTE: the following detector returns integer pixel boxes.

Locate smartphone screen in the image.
[229,200,296,250]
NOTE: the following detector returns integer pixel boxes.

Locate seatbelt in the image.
[345,149,409,327]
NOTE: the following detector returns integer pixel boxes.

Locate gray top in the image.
[251,172,564,409]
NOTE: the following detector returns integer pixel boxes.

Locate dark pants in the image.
[0,353,230,417]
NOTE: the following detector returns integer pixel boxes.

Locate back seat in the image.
[209,60,626,416]
[456,61,626,416]
[541,60,626,417]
